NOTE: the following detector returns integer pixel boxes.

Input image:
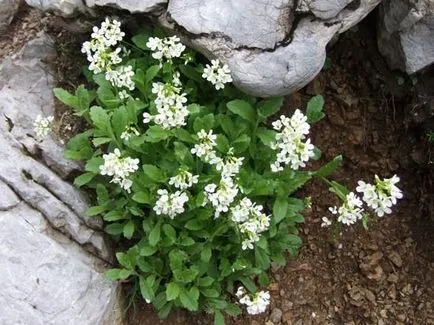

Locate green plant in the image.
[51,19,401,323]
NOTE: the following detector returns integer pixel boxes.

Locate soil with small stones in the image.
[2,6,432,325]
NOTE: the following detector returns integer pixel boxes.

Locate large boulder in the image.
[0,33,122,325]
[377,0,434,74]
[24,0,383,97]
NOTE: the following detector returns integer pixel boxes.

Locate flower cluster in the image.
[142,82,189,129]
[153,189,189,219]
[99,149,139,192]
[105,65,135,90]
[329,192,364,226]
[191,129,218,163]
[210,147,244,178]
[33,115,54,140]
[356,175,403,217]
[230,198,270,250]
[81,18,125,74]
[205,177,239,218]
[146,36,186,61]
[270,110,315,172]
[169,170,199,190]
[235,287,270,315]
[120,126,140,141]
[202,59,233,90]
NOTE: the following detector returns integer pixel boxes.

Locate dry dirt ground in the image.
[2,6,433,325]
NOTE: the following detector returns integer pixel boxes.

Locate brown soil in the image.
[2,6,432,325]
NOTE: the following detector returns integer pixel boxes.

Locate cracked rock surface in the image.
[377,0,434,73]
[0,0,20,30]
[0,33,121,325]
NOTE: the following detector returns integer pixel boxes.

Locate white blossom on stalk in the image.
[153,189,189,219]
[210,147,244,178]
[33,115,54,140]
[230,197,270,250]
[236,287,270,315]
[204,177,239,218]
[99,148,139,192]
[81,18,125,73]
[329,192,364,226]
[142,82,189,129]
[105,65,135,90]
[270,110,315,172]
[321,216,332,228]
[146,36,186,61]
[191,129,218,163]
[169,170,199,190]
[120,126,140,141]
[356,175,403,217]
[202,59,233,90]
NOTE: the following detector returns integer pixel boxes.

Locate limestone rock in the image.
[0,34,121,325]
[25,0,86,16]
[377,0,434,73]
[86,0,167,14]
[0,0,20,29]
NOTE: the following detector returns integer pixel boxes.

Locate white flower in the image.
[210,147,244,178]
[143,82,189,129]
[236,287,270,315]
[153,189,189,219]
[169,170,199,190]
[231,197,270,250]
[321,216,332,228]
[99,148,139,192]
[204,177,239,218]
[356,175,403,217]
[202,59,233,90]
[81,19,125,73]
[33,115,54,140]
[191,129,218,163]
[146,36,186,61]
[105,65,135,90]
[120,126,140,141]
[270,110,315,172]
[329,192,364,225]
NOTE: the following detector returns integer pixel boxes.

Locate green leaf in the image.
[216,135,230,154]
[85,157,103,173]
[140,275,156,302]
[139,244,158,256]
[132,191,151,204]
[146,65,161,84]
[198,276,214,287]
[258,97,284,119]
[257,128,277,147]
[179,287,199,311]
[166,282,181,301]
[273,197,288,223]
[225,304,242,316]
[97,86,119,108]
[174,141,194,166]
[314,155,343,177]
[77,85,90,112]
[144,125,170,143]
[201,246,212,262]
[53,88,79,110]
[112,106,129,139]
[105,268,132,280]
[103,211,125,222]
[92,137,112,146]
[240,278,256,293]
[232,134,250,154]
[123,220,135,239]
[105,223,124,235]
[90,106,110,131]
[149,221,161,246]
[193,113,214,132]
[227,100,256,124]
[96,184,109,204]
[328,181,349,201]
[73,172,95,187]
[172,128,195,143]
[158,302,173,319]
[85,205,106,217]
[214,311,225,325]
[185,219,203,231]
[306,95,325,123]
[143,164,165,182]
[162,224,177,242]
[132,32,152,50]
[217,114,235,139]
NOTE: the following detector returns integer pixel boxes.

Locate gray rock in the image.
[25,0,86,16]
[0,0,20,29]
[86,0,167,13]
[270,307,283,323]
[166,0,382,97]
[377,0,434,73]
[0,34,121,325]
[298,0,353,20]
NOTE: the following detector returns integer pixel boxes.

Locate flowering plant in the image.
[52,19,401,323]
